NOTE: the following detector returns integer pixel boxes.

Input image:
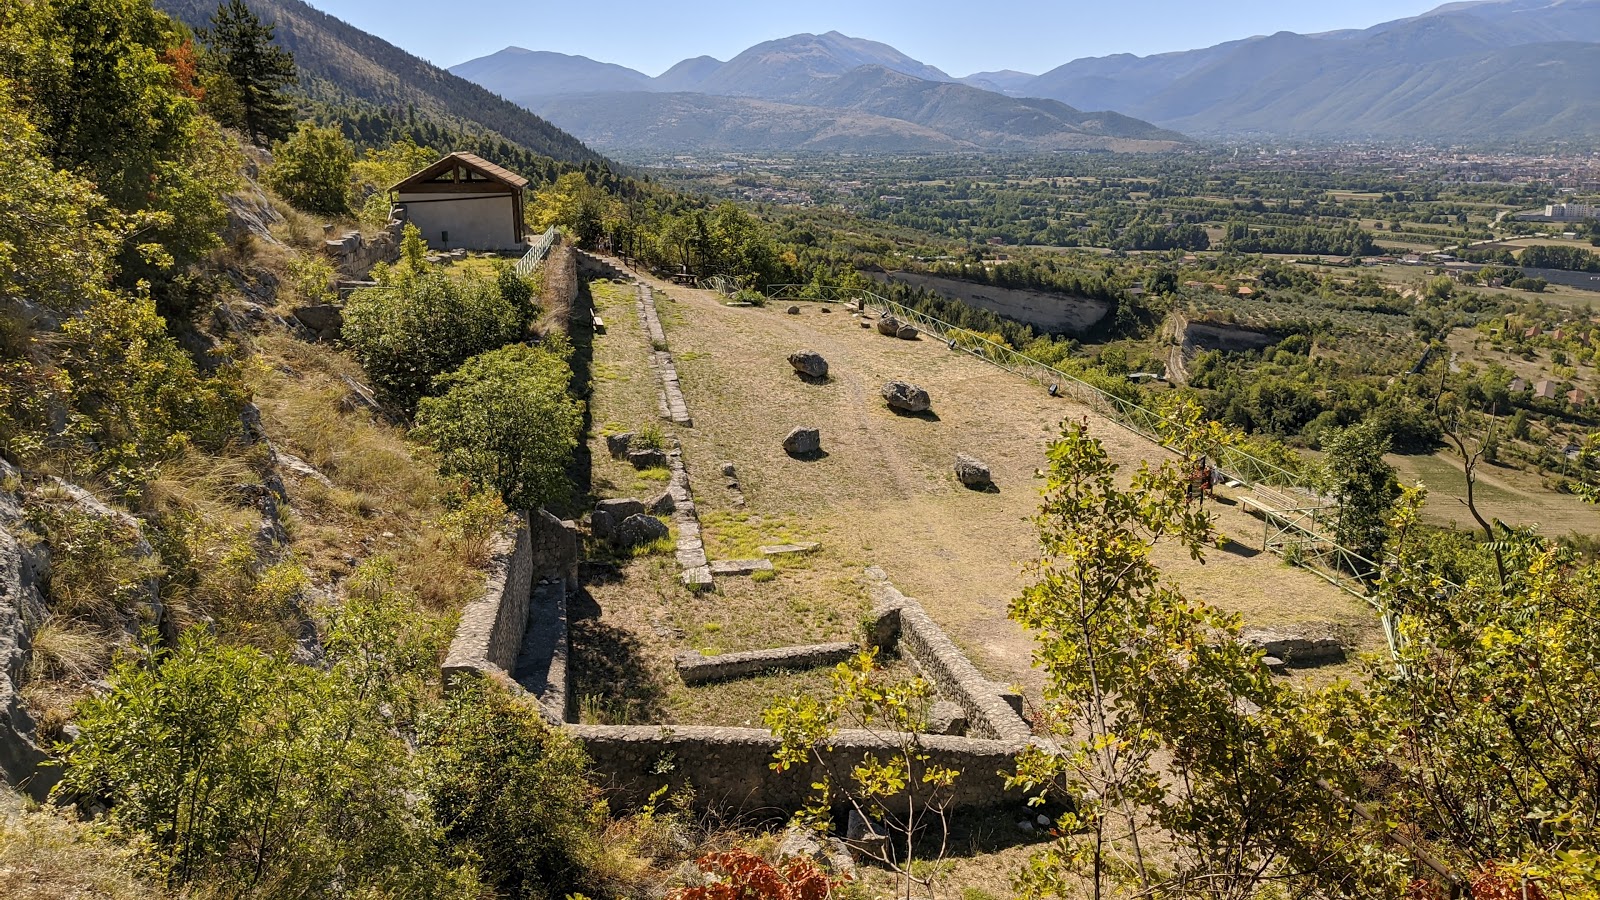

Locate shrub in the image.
[265,122,354,216]
[341,271,530,410]
[421,675,607,899]
[414,344,582,511]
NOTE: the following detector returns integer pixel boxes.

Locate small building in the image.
[1568,387,1590,406]
[1509,377,1528,393]
[390,152,529,252]
[1534,380,1560,400]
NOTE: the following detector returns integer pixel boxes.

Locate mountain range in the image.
[451,0,1600,150]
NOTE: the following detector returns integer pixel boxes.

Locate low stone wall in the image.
[570,724,1028,813]
[866,572,1032,742]
[575,250,634,281]
[515,580,570,723]
[442,513,534,685]
[322,220,402,280]
[676,642,855,686]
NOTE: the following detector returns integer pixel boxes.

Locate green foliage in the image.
[1009,420,1381,899]
[351,137,436,227]
[198,0,296,146]
[413,343,582,511]
[24,499,163,629]
[340,269,531,410]
[285,252,335,305]
[58,292,246,492]
[265,121,354,216]
[1316,420,1400,563]
[421,675,608,900]
[765,650,959,896]
[60,613,477,898]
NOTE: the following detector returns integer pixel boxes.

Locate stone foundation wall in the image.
[322,220,403,280]
[442,513,534,684]
[867,574,1032,742]
[569,724,1028,813]
[675,642,856,686]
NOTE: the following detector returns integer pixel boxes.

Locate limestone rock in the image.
[955,453,993,489]
[782,427,821,457]
[882,380,931,413]
[627,447,668,469]
[719,462,737,478]
[846,809,888,857]
[646,490,676,515]
[291,304,343,341]
[616,514,669,548]
[788,350,829,379]
[876,315,902,336]
[1241,625,1345,666]
[896,323,919,340]
[605,432,635,458]
[589,509,617,541]
[595,498,646,521]
[786,305,801,314]
[778,826,856,876]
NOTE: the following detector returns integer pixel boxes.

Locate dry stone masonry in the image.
[636,284,692,426]
[675,642,856,686]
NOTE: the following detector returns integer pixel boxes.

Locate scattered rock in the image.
[1018,820,1036,834]
[876,315,902,336]
[646,490,676,515]
[778,826,856,876]
[820,306,832,314]
[786,305,801,315]
[896,323,919,340]
[759,542,819,557]
[1037,813,1053,827]
[615,514,669,548]
[595,498,646,521]
[274,449,334,488]
[859,320,871,329]
[882,380,931,413]
[788,350,829,379]
[782,427,821,457]
[291,304,343,341]
[339,376,386,418]
[719,462,737,477]
[605,432,635,458]
[590,509,617,541]
[1241,625,1345,666]
[955,453,993,490]
[627,447,668,469]
[708,559,774,576]
[926,700,969,736]
[847,809,888,856]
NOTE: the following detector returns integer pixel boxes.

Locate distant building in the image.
[1535,380,1560,400]
[1509,377,1528,393]
[1544,203,1600,221]
[1569,388,1590,406]
[390,152,529,252]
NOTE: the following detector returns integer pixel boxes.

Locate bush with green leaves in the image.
[265,122,354,216]
[341,269,534,411]
[58,578,475,898]
[421,674,608,900]
[413,341,582,511]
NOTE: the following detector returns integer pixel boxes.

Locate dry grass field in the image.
[572,267,1373,727]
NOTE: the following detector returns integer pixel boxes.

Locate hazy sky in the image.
[301,0,1445,77]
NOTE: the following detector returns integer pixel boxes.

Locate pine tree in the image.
[201,0,296,146]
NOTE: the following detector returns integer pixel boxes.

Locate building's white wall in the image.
[396,192,521,251]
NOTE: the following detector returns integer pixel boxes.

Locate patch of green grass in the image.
[750,568,776,584]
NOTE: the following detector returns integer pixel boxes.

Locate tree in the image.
[199,0,296,146]
[265,122,353,216]
[1316,420,1400,564]
[1008,420,1379,900]
[413,342,582,511]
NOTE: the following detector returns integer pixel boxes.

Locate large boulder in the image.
[896,322,919,340]
[627,447,667,469]
[955,453,993,490]
[882,380,931,413]
[788,350,829,379]
[605,432,635,459]
[595,498,646,521]
[615,514,669,549]
[782,427,822,457]
[876,315,902,336]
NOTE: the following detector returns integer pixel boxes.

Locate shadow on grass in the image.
[567,580,668,725]
[1220,538,1261,559]
[888,406,942,422]
[784,449,831,462]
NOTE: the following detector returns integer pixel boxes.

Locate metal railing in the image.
[697,273,739,297]
[765,282,1422,622]
[515,227,560,277]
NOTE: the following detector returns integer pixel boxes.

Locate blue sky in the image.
[302,0,1446,76]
